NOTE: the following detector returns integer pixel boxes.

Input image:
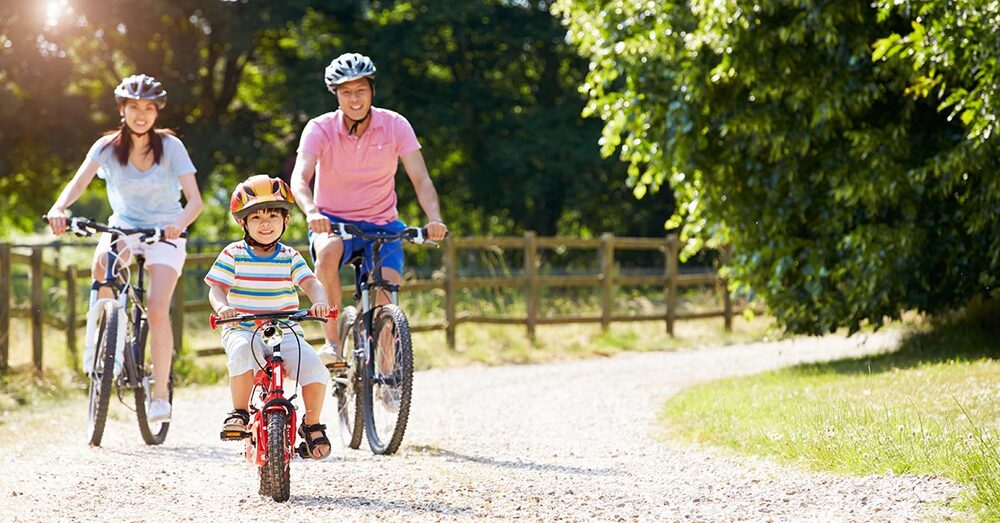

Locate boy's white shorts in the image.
[221,329,327,386]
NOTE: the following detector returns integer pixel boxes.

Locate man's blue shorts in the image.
[308,212,407,277]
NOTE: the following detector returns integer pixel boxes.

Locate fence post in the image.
[665,234,679,336]
[170,273,185,355]
[524,231,537,344]
[31,247,44,374]
[719,245,733,332]
[600,233,615,332]
[443,235,457,350]
[722,277,733,332]
[66,265,79,368]
[0,243,10,373]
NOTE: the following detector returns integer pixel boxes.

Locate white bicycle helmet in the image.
[324,53,376,93]
[114,74,167,109]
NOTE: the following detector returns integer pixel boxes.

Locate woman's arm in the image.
[166,172,203,240]
[47,158,102,235]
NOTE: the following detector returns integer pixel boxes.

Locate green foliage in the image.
[2,0,672,242]
[554,0,999,334]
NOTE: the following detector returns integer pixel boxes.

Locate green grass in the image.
[662,300,1000,521]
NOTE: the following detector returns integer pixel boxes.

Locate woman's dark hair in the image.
[101,121,175,166]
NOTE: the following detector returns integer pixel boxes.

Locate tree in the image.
[554,0,998,333]
[3,0,670,240]
[0,0,348,235]
[356,0,673,237]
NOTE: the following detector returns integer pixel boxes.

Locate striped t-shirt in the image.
[203,241,317,333]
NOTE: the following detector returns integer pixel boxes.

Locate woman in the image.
[47,74,203,423]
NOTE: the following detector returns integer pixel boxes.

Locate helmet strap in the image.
[242,222,286,252]
[346,109,371,135]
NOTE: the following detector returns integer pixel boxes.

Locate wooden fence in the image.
[0,233,734,374]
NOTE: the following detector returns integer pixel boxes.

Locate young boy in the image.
[204,174,331,460]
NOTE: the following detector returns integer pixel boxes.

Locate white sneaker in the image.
[317,342,347,368]
[147,399,172,423]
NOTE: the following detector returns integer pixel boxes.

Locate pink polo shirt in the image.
[297,107,421,224]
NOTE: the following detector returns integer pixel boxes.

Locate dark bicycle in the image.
[45,216,183,446]
[327,222,437,455]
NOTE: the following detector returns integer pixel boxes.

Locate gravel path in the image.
[0,331,961,521]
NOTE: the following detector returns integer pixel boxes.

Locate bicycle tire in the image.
[86,302,118,447]
[132,317,172,445]
[363,304,413,455]
[334,306,364,449]
[260,412,291,502]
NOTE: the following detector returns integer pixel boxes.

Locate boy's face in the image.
[242,208,288,245]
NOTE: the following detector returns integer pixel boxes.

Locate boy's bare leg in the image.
[230,371,253,410]
[301,381,329,458]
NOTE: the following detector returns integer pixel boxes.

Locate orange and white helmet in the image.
[229,175,296,222]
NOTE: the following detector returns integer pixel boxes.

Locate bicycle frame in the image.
[333,224,427,362]
[245,322,298,467]
[94,241,148,390]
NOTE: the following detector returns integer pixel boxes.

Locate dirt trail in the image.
[0,331,959,521]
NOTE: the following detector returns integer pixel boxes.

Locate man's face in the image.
[335,78,373,122]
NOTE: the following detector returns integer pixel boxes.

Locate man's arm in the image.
[290,150,331,234]
[400,149,448,240]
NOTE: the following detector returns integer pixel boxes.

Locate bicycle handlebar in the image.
[43,215,187,245]
[328,222,444,245]
[209,309,338,330]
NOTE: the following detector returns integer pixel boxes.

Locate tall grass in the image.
[662,300,1000,520]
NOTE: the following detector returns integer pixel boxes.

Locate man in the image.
[290,52,448,364]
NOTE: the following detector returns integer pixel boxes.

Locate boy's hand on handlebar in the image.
[216,305,240,320]
[46,209,69,236]
[164,224,184,240]
[426,221,448,241]
[306,212,331,234]
[308,302,331,318]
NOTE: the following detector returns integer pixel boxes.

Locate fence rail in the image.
[0,233,734,375]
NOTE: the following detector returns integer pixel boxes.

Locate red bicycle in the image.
[210,309,336,502]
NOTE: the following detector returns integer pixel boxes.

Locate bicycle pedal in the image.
[220,429,250,441]
[295,443,310,459]
[326,361,349,370]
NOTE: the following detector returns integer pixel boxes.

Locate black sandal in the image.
[220,409,250,441]
[297,422,331,459]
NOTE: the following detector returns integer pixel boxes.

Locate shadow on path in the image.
[290,493,474,516]
[409,444,619,477]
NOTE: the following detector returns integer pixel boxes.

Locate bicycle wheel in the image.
[86,301,118,447]
[363,304,413,455]
[333,305,364,449]
[131,317,172,445]
[260,412,291,502]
